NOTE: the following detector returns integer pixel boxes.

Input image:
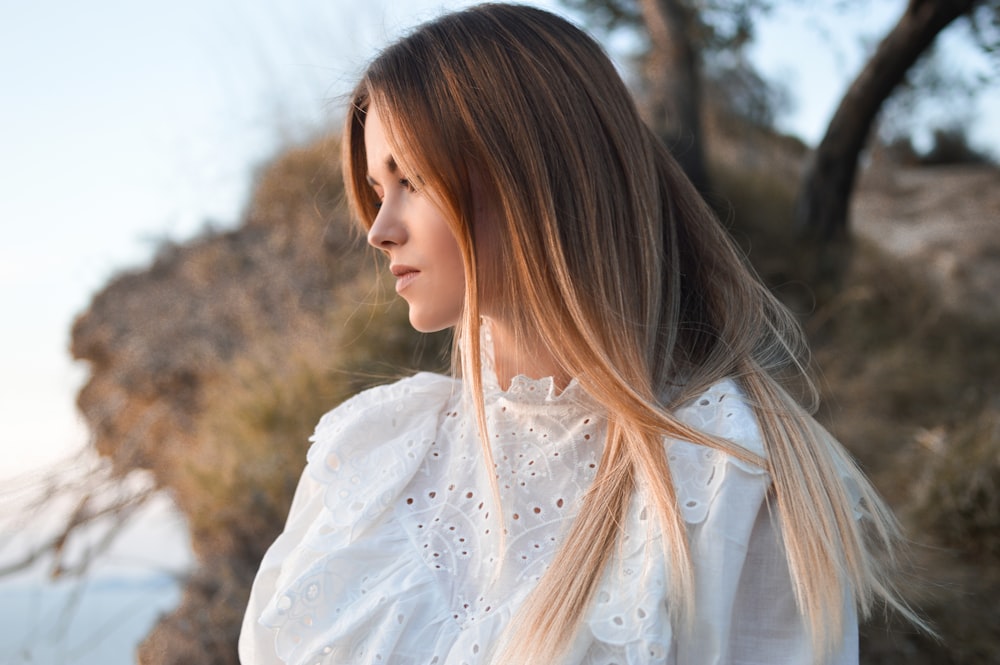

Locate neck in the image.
[486,319,570,392]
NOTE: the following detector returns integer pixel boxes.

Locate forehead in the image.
[364,106,389,162]
[365,105,409,181]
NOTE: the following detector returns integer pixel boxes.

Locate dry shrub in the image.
[139,279,449,664]
[810,241,1000,472]
[73,132,449,664]
[707,157,841,315]
[708,158,1000,662]
[175,281,449,566]
[138,560,255,665]
[801,243,1000,664]
[908,409,1000,563]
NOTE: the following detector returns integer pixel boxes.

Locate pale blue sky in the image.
[1,0,996,481]
[0,0,490,478]
[2,3,997,660]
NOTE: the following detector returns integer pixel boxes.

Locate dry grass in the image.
[713,159,1000,664]
[137,272,449,664]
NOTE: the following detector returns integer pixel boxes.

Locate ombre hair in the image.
[343,4,918,662]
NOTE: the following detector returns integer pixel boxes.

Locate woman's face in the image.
[365,106,467,332]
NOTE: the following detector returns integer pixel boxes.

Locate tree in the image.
[794,0,991,247]
[563,0,772,193]
[639,0,710,191]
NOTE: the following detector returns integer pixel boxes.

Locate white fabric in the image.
[239,358,859,664]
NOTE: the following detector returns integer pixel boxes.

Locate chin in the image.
[408,308,460,334]
[408,315,445,334]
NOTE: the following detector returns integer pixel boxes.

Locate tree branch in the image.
[795,0,982,245]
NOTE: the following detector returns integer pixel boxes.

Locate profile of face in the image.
[365,106,466,333]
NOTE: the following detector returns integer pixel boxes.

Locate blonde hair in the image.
[344,4,917,662]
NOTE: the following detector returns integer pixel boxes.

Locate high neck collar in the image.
[479,319,586,406]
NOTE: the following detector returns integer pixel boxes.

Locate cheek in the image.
[428,218,465,279]
[429,218,467,315]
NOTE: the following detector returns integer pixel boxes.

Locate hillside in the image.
[854,165,1000,319]
[69,126,999,663]
[824,163,1000,663]
[70,135,450,662]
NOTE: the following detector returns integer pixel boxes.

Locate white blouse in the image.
[239,365,858,664]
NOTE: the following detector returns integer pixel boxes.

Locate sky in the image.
[0,1,996,661]
[0,0,492,480]
[2,0,998,525]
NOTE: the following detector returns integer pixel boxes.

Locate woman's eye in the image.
[399,178,416,192]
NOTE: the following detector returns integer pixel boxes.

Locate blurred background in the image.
[1,0,998,663]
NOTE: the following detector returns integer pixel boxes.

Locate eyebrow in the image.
[365,156,399,187]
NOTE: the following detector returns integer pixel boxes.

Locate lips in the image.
[390,264,420,292]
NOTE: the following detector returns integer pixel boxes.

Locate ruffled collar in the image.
[479,319,586,406]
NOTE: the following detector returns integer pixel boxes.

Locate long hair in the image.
[343,4,916,662]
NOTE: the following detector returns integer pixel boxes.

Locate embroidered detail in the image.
[257,368,773,665]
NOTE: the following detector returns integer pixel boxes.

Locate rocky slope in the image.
[70,134,451,663]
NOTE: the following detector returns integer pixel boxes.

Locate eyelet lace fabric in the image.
[240,342,860,664]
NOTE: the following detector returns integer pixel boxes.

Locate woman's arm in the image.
[238,469,324,664]
[681,486,859,665]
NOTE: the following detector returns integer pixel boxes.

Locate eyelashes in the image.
[372,176,422,209]
[402,174,427,192]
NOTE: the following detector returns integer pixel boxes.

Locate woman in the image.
[240,4,918,663]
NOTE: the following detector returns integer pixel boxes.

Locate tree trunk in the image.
[795,0,979,245]
[639,0,711,192]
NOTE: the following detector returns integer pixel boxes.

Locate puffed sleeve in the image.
[577,380,858,665]
[721,495,858,665]
[239,468,325,665]
[674,380,859,665]
[237,372,459,665]
[677,476,858,664]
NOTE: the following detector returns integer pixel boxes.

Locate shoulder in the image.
[309,372,458,449]
[665,379,769,525]
[306,371,459,492]
[296,372,460,543]
[584,379,774,655]
[671,377,766,459]
[313,372,458,431]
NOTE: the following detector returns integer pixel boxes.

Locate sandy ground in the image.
[853,164,1000,318]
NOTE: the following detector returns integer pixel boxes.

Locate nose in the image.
[367,204,407,250]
